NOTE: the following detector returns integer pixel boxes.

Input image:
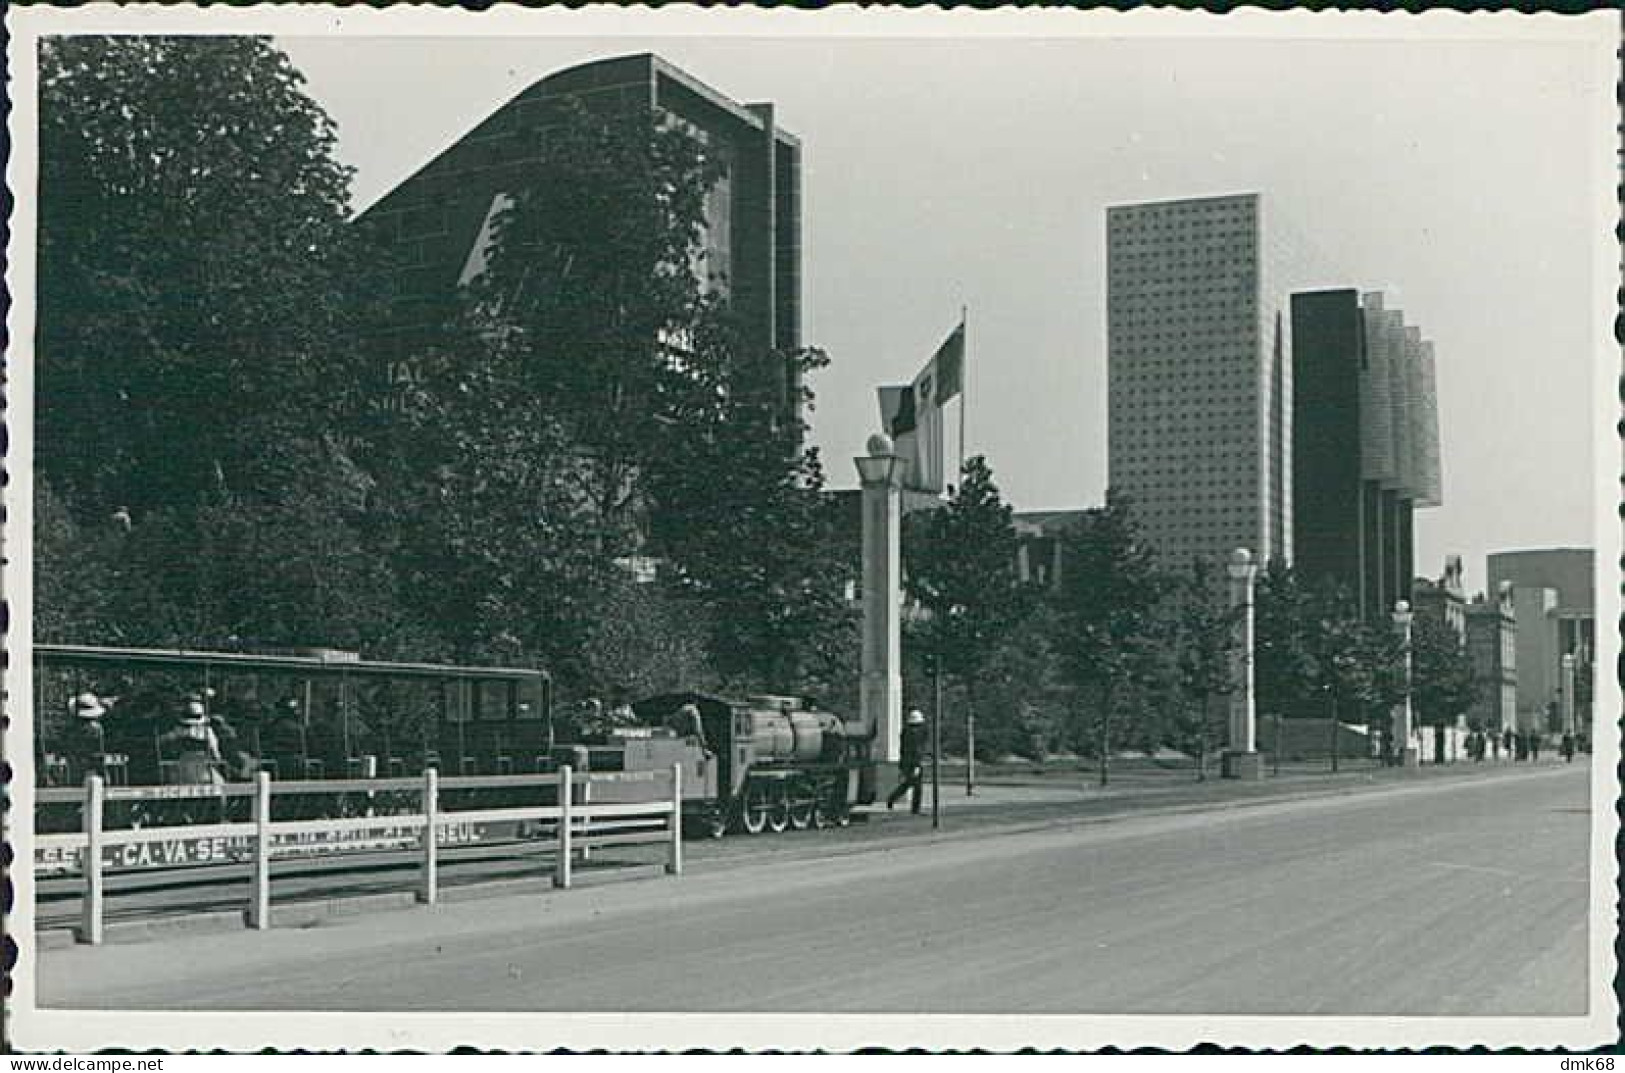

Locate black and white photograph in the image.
[6,4,1619,1054]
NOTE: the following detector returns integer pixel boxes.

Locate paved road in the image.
[37,765,1591,1016]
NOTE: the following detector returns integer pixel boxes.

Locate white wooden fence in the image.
[36,763,683,944]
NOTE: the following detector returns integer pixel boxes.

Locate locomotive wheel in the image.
[787,790,815,831]
[704,805,729,840]
[740,784,771,835]
[766,784,791,833]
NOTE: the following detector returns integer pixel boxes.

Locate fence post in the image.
[248,770,272,929]
[419,767,439,905]
[555,765,573,890]
[363,754,378,818]
[80,774,105,945]
[578,775,592,864]
[667,762,683,876]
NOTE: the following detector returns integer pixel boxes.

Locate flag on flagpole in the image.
[875,319,967,495]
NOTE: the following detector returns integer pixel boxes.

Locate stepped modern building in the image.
[356,53,803,416]
[1289,289,1442,617]
[1105,193,1293,568]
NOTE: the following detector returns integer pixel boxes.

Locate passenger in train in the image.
[667,703,708,752]
[67,692,109,780]
[161,698,225,785]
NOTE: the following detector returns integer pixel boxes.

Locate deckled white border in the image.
[5,4,1619,1053]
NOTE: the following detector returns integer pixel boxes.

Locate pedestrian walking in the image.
[1561,733,1575,763]
[1502,728,1514,760]
[1530,734,1541,761]
[886,710,928,814]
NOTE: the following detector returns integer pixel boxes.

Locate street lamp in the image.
[1221,547,1262,780]
[855,432,906,788]
[853,433,906,488]
[1392,600,1418,768]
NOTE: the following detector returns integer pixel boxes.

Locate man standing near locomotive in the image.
[886,709,928,814]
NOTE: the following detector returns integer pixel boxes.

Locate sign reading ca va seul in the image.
[34,820,549,877]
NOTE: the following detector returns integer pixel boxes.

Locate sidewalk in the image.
[32,755,1584,946]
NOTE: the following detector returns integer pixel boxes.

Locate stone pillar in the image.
[1560,653,1576,735]
[1392,600,1419,767]
[1222,548,1263,780]
[856,433,904,766]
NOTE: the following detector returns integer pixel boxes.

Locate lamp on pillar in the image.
[1392,600,1419,768]
[1560,653,1576,736]
[855,433,905,783]
[1221,548,1263,780]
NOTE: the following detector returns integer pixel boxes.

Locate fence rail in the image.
[46,764,683,944]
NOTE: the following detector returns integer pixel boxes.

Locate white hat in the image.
[72,693,107,720]
[906,709,926,725]
[181,699,208,723]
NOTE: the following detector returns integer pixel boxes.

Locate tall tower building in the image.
[357,53,802,416]
[1289,289,1441,616]
[1106,193,1292,568]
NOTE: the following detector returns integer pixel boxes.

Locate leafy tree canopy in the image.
[38,36,376,515]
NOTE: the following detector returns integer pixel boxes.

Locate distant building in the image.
[1013,509,1095,589]
[1412,556,1466,643]
[1290,289,1441,618]
[357,53,803,418]
[1488,548,1594,732]
[1105,193,1292,569]
[1463,582,1517,734]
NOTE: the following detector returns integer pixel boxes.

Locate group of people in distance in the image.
[1462,727,1580,764]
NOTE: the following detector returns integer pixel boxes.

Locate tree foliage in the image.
[1162,559,1240,777]
[903,456,1034,677]
[1409,614,1478,730]
[38,36,376,515]
[1049,490,1169,782]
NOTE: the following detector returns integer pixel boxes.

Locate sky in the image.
[277,12,1614,600]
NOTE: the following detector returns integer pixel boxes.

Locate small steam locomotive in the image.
[581,693,876,838]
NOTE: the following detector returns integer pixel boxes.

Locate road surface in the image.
[37,764,1592,1015]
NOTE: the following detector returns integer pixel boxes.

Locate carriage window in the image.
[515,677,546,721]
[476,680,509,721]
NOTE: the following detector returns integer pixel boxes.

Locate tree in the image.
[1409,615,1479,762]
[464,96,733,557]
[643,353,856,691]
[954,618,1062,760]
[902,456,1036,756]
[38,36,374,516]
[1254,559,1319,724]
[377,345,608,679]
[1049,491,1170,785]
[1164,560,1240,779]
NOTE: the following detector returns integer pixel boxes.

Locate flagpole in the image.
[960,305,975,798]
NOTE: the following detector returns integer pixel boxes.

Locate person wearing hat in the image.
[160,697,225,785]
[667,702,709,752]
[887,709,929,814]
[67,692,109,781]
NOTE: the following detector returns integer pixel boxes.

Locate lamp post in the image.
[1392,600,1418,768]
[1560,652,1576,736]
[855,433,906,792]
[1221,548,1263,780]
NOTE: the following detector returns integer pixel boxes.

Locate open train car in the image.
[33,643,553,787]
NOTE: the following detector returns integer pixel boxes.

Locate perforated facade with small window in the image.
[1105,193,1291,568]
